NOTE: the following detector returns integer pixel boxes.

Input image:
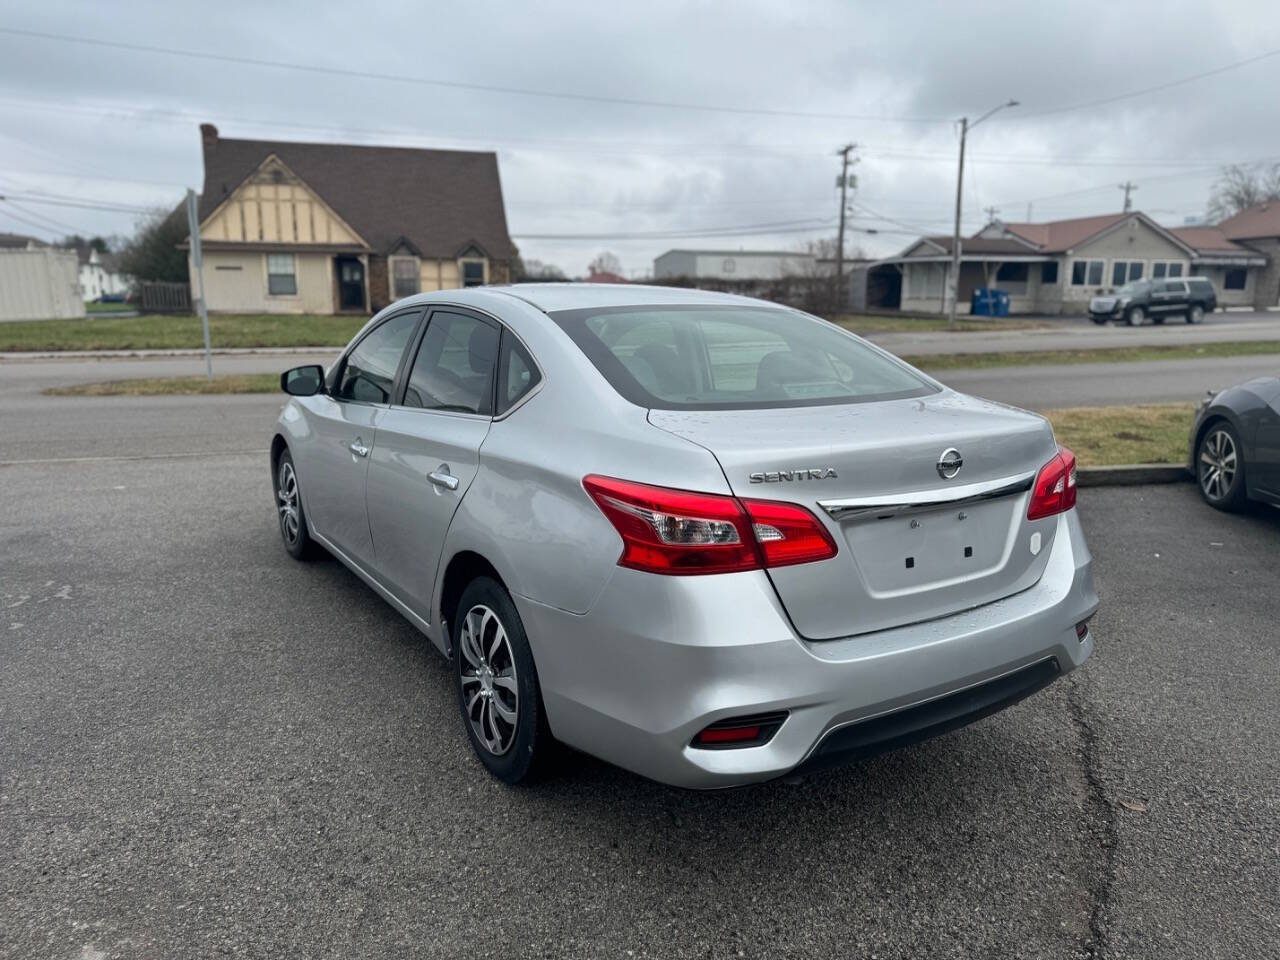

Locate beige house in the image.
[868,212,1271,315]
[185,124,515,315]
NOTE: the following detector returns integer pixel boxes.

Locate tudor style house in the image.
[185,124,515,315]
[867,210,1275,315]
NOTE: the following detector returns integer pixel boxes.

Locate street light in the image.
[947,99,1019,328]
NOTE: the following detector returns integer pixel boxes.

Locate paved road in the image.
[866,310,1280,356]
[2,454,1276,959]
[5,348,1276,465]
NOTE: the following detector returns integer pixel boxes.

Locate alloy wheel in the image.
[458,604,520,755]
[1127,306,1145,326]
[1199,428,1237,501]
[1189,305,1204,324]
[277,460,300,545]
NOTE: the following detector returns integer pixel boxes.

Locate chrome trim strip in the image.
[818,471,1035,522]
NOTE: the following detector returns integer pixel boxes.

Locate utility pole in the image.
[1119,181,1138,212]
[184,188,212,379]
[835,143,856,287]
[983,206,1000,226]
[947,99,1019,328]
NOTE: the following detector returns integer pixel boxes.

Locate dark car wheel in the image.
[1197,420,1248,511]
[1187,304,1205,324]
[453,576,552,784]
[1126,306,1145,326]
[1090,315,1108,325]
[274,449,318,560]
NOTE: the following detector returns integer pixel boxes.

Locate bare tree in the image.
[1207,163,1280,221]
[588,251,623,276]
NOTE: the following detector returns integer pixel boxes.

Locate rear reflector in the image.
[583,475,836,576]
[691,711,788,749]
[1027,445,1078,520]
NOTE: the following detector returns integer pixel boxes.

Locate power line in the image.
[0,192,155,214]
[1014,46,1280,119]
[0,26,949,125]
[0,198,87,234]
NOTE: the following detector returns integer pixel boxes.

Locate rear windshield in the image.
[548,304,938,410]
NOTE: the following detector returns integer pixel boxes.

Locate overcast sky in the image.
[1,1,1278,275]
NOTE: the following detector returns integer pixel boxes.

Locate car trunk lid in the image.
[649,391,1062,639]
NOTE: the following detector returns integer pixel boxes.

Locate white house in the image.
[77,247,129,302]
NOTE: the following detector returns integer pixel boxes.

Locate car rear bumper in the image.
[517,508,1098,789]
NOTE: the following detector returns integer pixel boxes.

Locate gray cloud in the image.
[1,0,1277,274]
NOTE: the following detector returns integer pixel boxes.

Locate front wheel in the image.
[1197,421,1247,511]
[1126,306,1145,326]
[1090,315,1108,325]
[1187,304,1205,324]
[274,449,318,560]
[454,577,552,784]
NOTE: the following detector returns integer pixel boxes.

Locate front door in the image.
[366,308,500,621]
[299,309,422,564]
[336,257,366,311]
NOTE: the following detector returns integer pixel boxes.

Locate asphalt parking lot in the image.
[2,448,1277,959]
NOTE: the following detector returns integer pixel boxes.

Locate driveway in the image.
[1,451,1277,958]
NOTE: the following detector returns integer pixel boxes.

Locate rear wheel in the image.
[453,576,551,783]
[1187,304,1205,324]
[1126,306,1145,326]
[1197,421,1247,511]
[274,450,318,560]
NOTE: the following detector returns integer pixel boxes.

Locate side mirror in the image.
[281,364,324,397]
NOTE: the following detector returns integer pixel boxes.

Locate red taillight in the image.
[695,725,762,744]
[1027,445,1078,520]
[582,475,837,576]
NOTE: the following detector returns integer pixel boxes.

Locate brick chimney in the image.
[200,123,218,146]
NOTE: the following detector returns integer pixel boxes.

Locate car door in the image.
[299,308,423,566]
[1155,280,1186,317]
[1252,381,1280,498]
[365,307,501,620]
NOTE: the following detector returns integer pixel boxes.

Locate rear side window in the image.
[496,331,541,414]
[548,305,936,411]
[402,310,498,415]
[336,311,420,404]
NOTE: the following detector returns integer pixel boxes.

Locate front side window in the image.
[402,311,498,414]
[391,257,420,298]
[549,305,936,411]
[461,260,485,287]
[267,254,297,295]
[336,312,419,404]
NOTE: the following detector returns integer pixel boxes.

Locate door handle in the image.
[349,437,370,458]
[428,467,460,491]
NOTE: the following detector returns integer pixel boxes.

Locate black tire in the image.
[1126,306,1145,326]
[274,449,319,560]
[452,576,552,784]
[1196,420,1248,512]
[1090,315,1108,325]
[1187,304,1205,324]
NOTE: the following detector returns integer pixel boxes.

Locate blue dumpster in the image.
[970,287,1010,317]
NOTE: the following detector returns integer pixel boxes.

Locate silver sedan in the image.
[272,285,1098,788]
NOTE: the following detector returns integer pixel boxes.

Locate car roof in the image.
[483,282,767,313]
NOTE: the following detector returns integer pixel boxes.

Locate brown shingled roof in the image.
[1217,202,1280,241]
[912,236,1042,256]
[1168,225,1258,256]
[998,213,1129,252]
[196,126,515,260]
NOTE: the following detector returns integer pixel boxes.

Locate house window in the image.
[1041,262,1059,285]
[391,257,420,298]
[1224,268,1247,290]
[1070,259,1105,286]
[461,260,485,287]
[995,263,1028,283]
[1111,260,1144,286]
[266,254,297,295]
[1151,261,1185,279]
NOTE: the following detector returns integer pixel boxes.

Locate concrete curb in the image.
[0,346,342,360]
[1077,464,1191,487]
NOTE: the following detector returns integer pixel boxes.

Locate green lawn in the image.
[830,314,1047,334]
[46,373,282,397]
[1044,403,1195,467]
[908,340,1280,372]
[85,301,136,314]
[0,313,362,351]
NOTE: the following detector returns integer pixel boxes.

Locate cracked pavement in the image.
[1,449,1277,958]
